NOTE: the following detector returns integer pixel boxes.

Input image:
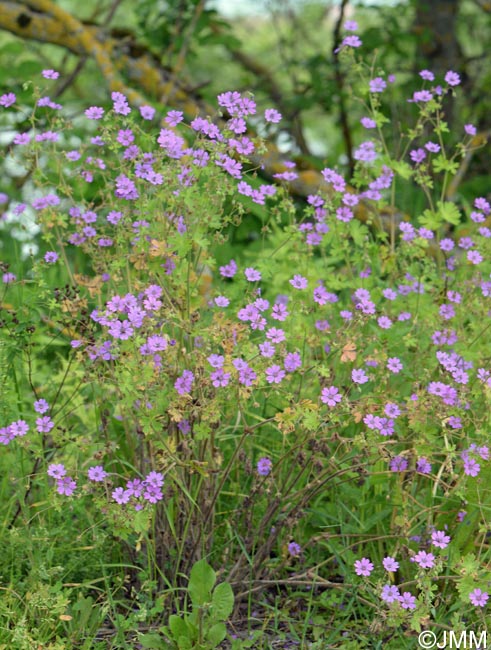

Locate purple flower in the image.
[377,316,392,329]
[411,90,433,102]
[447,416,462,429]
[115,174,139,201]
[165,110,184,126]
[227,117,247,134]
[174,369,194,395]
[382,556,399,572]
[266,327,285,344]
[44,251,58,263]
[265,365,285,384]
[147,335,167,352]
[36,416,54,433]
[42,69,59,79]
[0,93,16,107]
[143,482,163,503]
[111,91,131,115]
[425,142,440,153]
[34,399,49,414]
[210,368,231,387]
[320,386,342,407]
[219,259,238,278]
[259,341,275,358]
[157,128,185,157]
[445,70,461,86]
[47,463,66,479]
[126,479,144,498]
[207,354,224,368]
[140,105,155,120]
[352,369,369,384]
[290,275,308,289]
[354,141,377,163]
[467,250,483,264]
[13,133,30,145]
[410,148,426,164]
[175,420,189,435]
[387,357,403,373]
[369,77,386,93]
[284,352,302,372]
[419,69,435,81]
[384,403,400,417]
[360,117,376,129]
[88,466,107,482]
[9,419,29,437]
[416,457,432,474]
[215,154,242,178]
[390,456,408,472]
[117,129,134,146]
[341,35,362,48]
[257,457,272,476]
[463,457,480,477]
[85,106,104,120]
[0,427,14,445]
[106,211,123,225]
[469,589,489,607]
[399,222,416,241]
[413,550,435,568]
[440,238,454,252]
[354,557,374,576]
[398,592,416,610]
[381,584,400,603]
[272,303,288,321]
[144,472,164,488]
[57,476,76,496]
[431,530,450,549]
[264,108,282,123]
[288,541,301,557]
[112,487,131,504]
[465,123,477,136]
[245,267,261,282]
[344,20,358,31]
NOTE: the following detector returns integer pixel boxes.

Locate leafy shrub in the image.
[1,22,491,648]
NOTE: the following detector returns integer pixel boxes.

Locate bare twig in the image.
[332,0,355,177]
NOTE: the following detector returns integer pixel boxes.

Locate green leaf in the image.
[206,622,227,647]
[434,120,449,135]
[436,201,461,225]
[302,409,319,432]
[139,633,165,648]
[188,560,216,606]
[16,60,44,79]
[211,582,234,620]
[348,219,369,247]
[169,614,189,641]
[432,155,458,175]
[194,422,211,441]
[373,110,390,127]
[391,160,413,180]
[418,209,442,230]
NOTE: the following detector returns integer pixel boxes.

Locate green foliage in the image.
[3,3,491,648]
[154,560,234,650]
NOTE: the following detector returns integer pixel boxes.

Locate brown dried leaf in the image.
[341,341,357,363]
[149,239,168,257]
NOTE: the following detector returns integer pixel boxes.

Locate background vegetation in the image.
[1,1,491,649]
